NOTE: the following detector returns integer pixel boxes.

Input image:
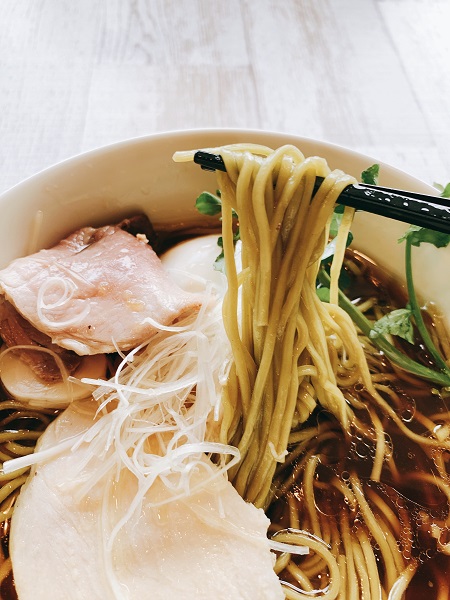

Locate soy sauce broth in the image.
[268,250,450,598]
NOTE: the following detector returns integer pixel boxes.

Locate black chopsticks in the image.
[193,151,450,234]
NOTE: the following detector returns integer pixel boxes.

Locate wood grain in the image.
[0,0,449,193]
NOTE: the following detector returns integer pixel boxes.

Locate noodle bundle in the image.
[176,143,450,598]
[213,144,357,507]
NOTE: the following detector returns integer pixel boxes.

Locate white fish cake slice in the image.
[10,399,284,600]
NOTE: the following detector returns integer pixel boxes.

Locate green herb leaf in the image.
[321,205,353,283]
[213,228,241,273]
[329,207,344,237]
[213,236,225,272]
[316,287,330,302]
[370,307,414,344]
[214,252,225,273]
[398,225,450,248]
[321,238,338,263]
[338,269,351,291]
[317,268,450,386]
[361,164,380,185]
[433,182,450,198]
[322,231,353,263]
[195,191,222,216]
[327,205,354,243]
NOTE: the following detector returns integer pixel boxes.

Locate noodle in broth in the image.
[0,397,58,598]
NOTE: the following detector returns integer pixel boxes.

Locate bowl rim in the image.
[0,127,437,198]
[1,127,446,320]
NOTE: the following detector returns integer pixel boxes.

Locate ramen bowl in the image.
[0,129,448,315]
[0,129,449,599]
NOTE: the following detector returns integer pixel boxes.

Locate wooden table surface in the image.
[1,0,449,195]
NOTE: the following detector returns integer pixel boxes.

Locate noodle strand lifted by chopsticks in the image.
[215,145,356,507]
[173,143,450,598]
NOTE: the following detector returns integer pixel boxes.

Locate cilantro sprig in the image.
[397,224,450,375]
[433,182,450,198]
[318,168,450,386]
[317,268,450,386]
[370,306,414,345]
[195,190,240,272]
[371,181,450,377]
[361,163,380,185]
[195,191,223,216]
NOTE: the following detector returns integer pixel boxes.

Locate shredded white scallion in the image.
[36,275,91,329]
[4,291,234,516]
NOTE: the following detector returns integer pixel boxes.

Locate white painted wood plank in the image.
[80,64,261,150]
[96,0,249,66]
[242,1,431,146]
[0,0,448,193]
[0,1,102,191]
[0,60,93,192]
[376,0,450,181]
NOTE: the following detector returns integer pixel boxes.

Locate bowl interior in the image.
[0,128,448,318]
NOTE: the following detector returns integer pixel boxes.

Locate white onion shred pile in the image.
[3,287,237,515]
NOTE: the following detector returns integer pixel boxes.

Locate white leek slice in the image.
[0,351,107,409]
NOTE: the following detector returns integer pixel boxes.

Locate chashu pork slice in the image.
[10,399,284,600]
[0,226,203,355]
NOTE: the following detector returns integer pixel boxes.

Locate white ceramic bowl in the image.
[0,129,448,319]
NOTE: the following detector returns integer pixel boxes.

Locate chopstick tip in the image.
[193,151,227,172]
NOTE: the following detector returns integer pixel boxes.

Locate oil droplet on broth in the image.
[354,440,370,459]
[401,405,416,423]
